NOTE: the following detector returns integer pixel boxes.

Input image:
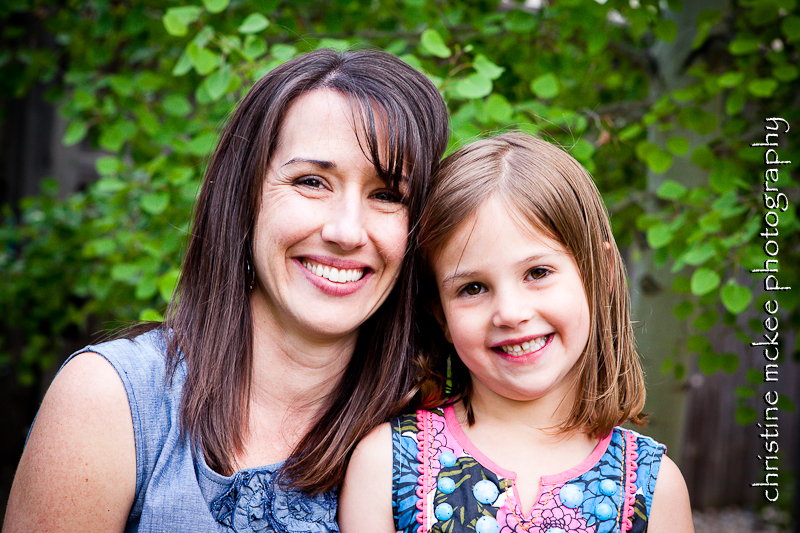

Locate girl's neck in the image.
[452,393,599,517]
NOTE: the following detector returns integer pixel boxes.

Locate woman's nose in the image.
[320,192,369,250]
[491,288,535,329]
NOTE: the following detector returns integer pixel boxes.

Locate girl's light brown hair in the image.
[416,132,646,437]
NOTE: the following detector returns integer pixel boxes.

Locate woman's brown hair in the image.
[416,132,646,438]
[150,48,449,494]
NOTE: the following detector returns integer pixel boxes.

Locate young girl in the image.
[338,133,694,533]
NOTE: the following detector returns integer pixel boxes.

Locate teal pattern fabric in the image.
[391,407,665,533]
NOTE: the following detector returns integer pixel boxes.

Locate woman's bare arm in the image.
[3,352,136,533]
[338,422,395,533]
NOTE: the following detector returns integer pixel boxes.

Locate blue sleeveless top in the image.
[391,407,665,533]
[64,329,338,533]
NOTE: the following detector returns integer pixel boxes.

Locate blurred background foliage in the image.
[1,0,799,512]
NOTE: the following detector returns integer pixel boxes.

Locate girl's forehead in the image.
[433,196,568,265]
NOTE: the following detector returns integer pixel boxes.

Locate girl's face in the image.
[432,195,591,410]
[251,89,409,345]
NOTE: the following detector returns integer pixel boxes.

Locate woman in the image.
[3,48,449,532]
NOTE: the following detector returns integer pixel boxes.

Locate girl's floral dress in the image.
[391,406,664,533]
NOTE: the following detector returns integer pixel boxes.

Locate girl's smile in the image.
[433,195,591,408]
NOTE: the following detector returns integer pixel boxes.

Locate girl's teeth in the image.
[303,261,365,284]
[500,335,548,356]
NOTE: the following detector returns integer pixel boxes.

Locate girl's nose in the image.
[491,289,535,329]
[320,192,369,250]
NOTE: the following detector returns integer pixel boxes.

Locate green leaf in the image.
[698,351,720,374]
[654,19,678,42]
[111,263,141,284]
[747,78,779,98]
[678,107,717,135]
[238,13,270,34]
[735,405,757,425]
[619,123,642,141]
[63,120,88,146]
[781,15,800,41]
[646,147,673,173]
[736,386,755,399]
[163,94,192,116]
[484,93,512,122]
[656,180,686,200]
[682,244,715,266]
[139,308,164,322]
[531,73,559,99]
[690,267,720,295]
[646,224,673,248]
[95,156,121,175]
[202,65,232,101]
[420,29,451,58]
[726,91,745,116]
[172,50,193,76]
[722,353,739,374]
[721,282,752,314]
[158,269,181,302]
[473,54,504,80]
[163,6,202,37]
[773,64,799,82]
[666,137,690,156]
[141,192,170,215]
[717,71,745,88]
[452,73,492,99]
[243,34,268,60]
[187,43,220,75]
[729,37,760,55]
[673,300,694,319]
[694,308,718,331]
[203,0,229,13]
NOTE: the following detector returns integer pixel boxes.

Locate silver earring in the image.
[245,258,255,291]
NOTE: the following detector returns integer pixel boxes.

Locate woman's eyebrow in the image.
[282,157,336,169]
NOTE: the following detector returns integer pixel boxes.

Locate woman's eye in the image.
[461,282,484,296]
[295,176,325,189]
[372,189,404,203]
[528,267,550,280]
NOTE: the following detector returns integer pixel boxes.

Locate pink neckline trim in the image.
[442,405,613,484]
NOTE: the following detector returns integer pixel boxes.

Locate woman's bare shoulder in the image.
[3,352,136,533]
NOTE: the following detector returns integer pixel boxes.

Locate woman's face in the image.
[251,89,409,345]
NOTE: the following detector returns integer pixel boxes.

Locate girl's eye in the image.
[372,188,404,203]
[528,267,551,280]
[460,282,485,296]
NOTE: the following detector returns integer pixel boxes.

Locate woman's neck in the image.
[234,295,357,469]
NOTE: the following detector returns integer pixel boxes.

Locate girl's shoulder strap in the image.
[618,427,666,532]
[391,411,424,533]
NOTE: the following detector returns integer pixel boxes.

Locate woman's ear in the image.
[429,299,453,344]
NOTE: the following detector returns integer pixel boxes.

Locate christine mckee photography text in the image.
[749,117,791,503]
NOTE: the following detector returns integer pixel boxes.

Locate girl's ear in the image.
[429,299,453,344]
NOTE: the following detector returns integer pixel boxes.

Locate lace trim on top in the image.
[621,430,639,533]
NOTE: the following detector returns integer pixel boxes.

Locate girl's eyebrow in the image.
[439,252,565,287]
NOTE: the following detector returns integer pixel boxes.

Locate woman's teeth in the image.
[302,260,365,284]
[499,335,549,356]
